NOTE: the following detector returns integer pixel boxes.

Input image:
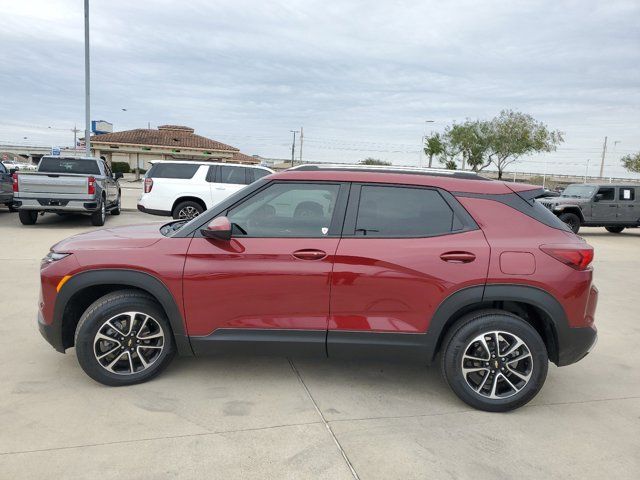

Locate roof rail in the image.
[290,164,488,181]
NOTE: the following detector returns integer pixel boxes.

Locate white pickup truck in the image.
[13,156,122,226]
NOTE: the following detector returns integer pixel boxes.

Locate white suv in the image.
[137,161,274,219]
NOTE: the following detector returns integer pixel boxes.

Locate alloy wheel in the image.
[461,330,533,399]
[93,311,165,375]
[178,206,199,219]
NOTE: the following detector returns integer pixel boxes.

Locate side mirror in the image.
[113,172,123,180]
[594,193,603,202]
[9,169,16,175]
[201,216,232,241]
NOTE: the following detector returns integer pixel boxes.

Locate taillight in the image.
[144,177,153,193]
[12,173,18,192]
[87,176,96,195]
[540,244,594,270]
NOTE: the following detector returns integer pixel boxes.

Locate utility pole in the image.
[585,159,590,183]
[598,136,607,178]
[84,0,91,157]
[290,130,299,167]
[72,124,81,150]
[299,126,304,163]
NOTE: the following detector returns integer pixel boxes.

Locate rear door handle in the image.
[292,249,327,260]
[440,251,476,263]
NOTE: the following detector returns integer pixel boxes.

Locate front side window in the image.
[619,188,635,201]
[219,166,248,185]
[227,183,340,237]
[355,186,454,237]
[597,187,615,201]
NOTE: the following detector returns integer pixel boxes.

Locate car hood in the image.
[52,222,165,252]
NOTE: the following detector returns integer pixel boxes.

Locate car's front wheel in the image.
[441,310,548,412]
[74,290,175,386]
[558,212,580,233]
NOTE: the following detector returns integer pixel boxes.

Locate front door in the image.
[183,181,348,356]
[591,186,618,222]
[328,184,490,359]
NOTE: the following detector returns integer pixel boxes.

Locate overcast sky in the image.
[1,0,638,176]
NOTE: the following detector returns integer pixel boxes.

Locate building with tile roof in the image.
[90,125,259,170]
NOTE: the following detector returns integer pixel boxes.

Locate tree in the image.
[484,110,564,179]
[444,120,489,171]
[423,133,445,168]
[360,157,391,166]
[621,152,640,173]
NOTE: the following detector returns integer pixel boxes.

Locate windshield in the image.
[38,157,100,175]
[560,185,596,199]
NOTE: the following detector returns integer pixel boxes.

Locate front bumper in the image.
[38,310,65,353]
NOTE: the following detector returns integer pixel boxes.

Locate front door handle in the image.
[440,251,476,263]
[292,249,327,260]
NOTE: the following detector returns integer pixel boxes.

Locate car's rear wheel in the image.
[172,200,203,220]
[18,210,38,225]
[558,212,580,233]
[74,290,175,386]
[605,226,624,233]
[441,310,548,412]
[91,199,106,226]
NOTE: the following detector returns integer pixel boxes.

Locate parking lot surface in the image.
[1,185,639,479]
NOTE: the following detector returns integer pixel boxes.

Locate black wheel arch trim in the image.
[53,269,193,356]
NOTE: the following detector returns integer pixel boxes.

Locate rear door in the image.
[209,165,251,205]
[0,163,12,200]
[328,184,490,357]
[591,186,618,222]
[617,187,638,224]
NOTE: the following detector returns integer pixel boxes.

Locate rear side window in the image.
[38,157,100,175]
[251,168,271,181]
[147,163,199,179]
[0,163,6,174]
[355,186,454,237]
[619,188,635,201]
[219,165,249,185]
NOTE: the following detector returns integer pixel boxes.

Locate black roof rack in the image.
[291,164,489,181]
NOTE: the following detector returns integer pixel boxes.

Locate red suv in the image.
[38,165,598,411]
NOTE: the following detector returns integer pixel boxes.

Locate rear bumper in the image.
[16,197,99,212]
[557,325,597,366]
[137,204,171,216]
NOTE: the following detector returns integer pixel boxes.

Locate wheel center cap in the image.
[493,359,500,369]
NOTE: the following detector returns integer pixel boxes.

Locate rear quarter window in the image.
[147,163,200,179]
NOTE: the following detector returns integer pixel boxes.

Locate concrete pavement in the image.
[0,197,638,479]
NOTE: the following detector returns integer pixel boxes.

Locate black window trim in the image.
[190,180,351,239]
[342,182,478,239]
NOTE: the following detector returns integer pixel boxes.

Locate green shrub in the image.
[111,161,131,173]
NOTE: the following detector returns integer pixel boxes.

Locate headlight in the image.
[41,252,71,268]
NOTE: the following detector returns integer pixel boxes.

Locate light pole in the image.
[419,120,435,168]
[584,159,590,183]
[290,130,299,167]
[84,0,91,157]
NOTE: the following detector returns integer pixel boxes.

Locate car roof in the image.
[270,164,539,195]
[568,183,640,188]
[149,160,272,171]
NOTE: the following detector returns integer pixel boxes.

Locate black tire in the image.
[111,192,121,215]
[18,210,38,225]
[74,290,175,386]
[605,226,624,233]
[441,309,548,412]
[558,212,580,234]
[172,200,204,220]
[91,198,106,226]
